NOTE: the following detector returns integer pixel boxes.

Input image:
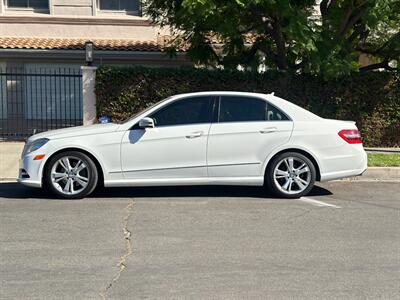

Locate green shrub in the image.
[95,66,400,147]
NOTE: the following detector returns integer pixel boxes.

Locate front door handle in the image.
[260,127,277,134]
[186,131,203,139]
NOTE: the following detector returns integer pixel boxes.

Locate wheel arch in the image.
[264,148,321,182]
[41,147,105,187]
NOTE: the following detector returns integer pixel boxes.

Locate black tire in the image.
[43,151,98,199]
[266,152,316,199]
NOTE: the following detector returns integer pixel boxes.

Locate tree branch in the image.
[339,1,369,36]
[347,23,365,44]
[338,4,355,34]
[320,0,338,16]
[320,0,329,17]
[257,42,277,62]
[359,60,396,72]
[356,31,400,56]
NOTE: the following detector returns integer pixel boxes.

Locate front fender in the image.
[38,144,107,183]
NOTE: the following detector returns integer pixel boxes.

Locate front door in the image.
[207,95,293,177]
[121,96,214,180]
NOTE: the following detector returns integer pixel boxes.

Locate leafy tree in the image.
[316,0,400,77]
[144,0,400,78]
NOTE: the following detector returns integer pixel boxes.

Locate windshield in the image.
[121,96,173,124]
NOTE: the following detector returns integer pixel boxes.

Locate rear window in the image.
[219,96,289,122]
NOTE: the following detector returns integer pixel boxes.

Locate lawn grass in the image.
[368,153,400,167]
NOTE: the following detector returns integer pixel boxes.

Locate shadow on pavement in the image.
[0,182,332,200]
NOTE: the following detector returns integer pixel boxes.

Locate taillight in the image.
[338,129,362,144]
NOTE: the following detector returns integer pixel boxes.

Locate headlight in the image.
[25,138,49,155]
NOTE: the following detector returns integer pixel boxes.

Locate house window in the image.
[6,0,49,9]
[98,0,140,12]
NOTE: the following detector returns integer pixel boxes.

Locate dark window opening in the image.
[219,96,289,123]
[7,0,48,9]
[98,0,140,11]
[149,97,213,127]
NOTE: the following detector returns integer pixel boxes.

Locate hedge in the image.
[95,66,400,147]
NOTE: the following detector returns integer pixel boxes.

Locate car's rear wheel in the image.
[266,152,316,198]
[44,151,98,199]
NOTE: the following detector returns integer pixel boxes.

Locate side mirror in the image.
[138,117,155,129]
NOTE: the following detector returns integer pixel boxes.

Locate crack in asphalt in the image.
[100,200,135,300]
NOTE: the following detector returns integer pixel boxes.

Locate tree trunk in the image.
[272,18,288,70]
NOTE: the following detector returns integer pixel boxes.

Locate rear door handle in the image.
[186,131,203,139]
[260,127,277,134]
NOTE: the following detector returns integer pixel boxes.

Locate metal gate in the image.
[0,68,83,140]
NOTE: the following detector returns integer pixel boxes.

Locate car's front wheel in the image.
[44,151,98,199]
[266,152,316,198]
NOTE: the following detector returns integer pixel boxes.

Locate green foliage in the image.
[144,0,400,78]
[96,66,400,147]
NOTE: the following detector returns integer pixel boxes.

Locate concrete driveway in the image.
[0,181,399,299]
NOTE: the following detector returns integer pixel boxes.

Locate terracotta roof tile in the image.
[0,37,164,52]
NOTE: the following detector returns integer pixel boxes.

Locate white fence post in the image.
[81,66,97,126]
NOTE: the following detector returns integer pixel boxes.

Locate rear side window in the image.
[218,96,289,123]
[266,103,289,121]
[150,96,212,127]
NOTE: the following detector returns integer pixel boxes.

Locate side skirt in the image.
[104,176,264,187]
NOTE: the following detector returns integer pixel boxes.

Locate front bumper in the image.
[17,155,44,188]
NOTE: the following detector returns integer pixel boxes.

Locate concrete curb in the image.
[365,148,400,154]
[346,167,400,181]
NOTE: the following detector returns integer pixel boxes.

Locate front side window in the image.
[7,0,48,9]
[149,97,213,127]
[219,96,289,123]
[98,0,140,12]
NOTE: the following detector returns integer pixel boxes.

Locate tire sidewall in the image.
[266,152,316,198]
[44,151,98,199]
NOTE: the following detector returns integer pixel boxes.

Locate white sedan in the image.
[18,91,367,199]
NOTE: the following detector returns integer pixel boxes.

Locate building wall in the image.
[53,0,94,16]
[0,0,141,17]
[0,0,166,41]
[0,21,158,40]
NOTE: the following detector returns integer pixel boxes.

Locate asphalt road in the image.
[0,181,399,299]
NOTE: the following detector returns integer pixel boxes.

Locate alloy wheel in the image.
[50,156,90,195]
[273,156,311,195]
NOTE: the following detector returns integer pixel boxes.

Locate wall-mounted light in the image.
[85,41,94,66]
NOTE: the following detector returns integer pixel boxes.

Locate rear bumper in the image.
[320,167,368,181]
[320,147,368,181]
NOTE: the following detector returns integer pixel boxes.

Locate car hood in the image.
[27,123,120,143]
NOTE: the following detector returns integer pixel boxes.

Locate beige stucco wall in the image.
[52,0,94,15]
[0,142,24,180]
[0,22,159,40]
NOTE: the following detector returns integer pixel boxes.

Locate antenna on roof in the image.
[269,92,275,96]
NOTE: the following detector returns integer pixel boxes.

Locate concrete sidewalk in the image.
[0,142,24,180]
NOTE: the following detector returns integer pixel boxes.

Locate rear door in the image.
[207,95,293,177]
